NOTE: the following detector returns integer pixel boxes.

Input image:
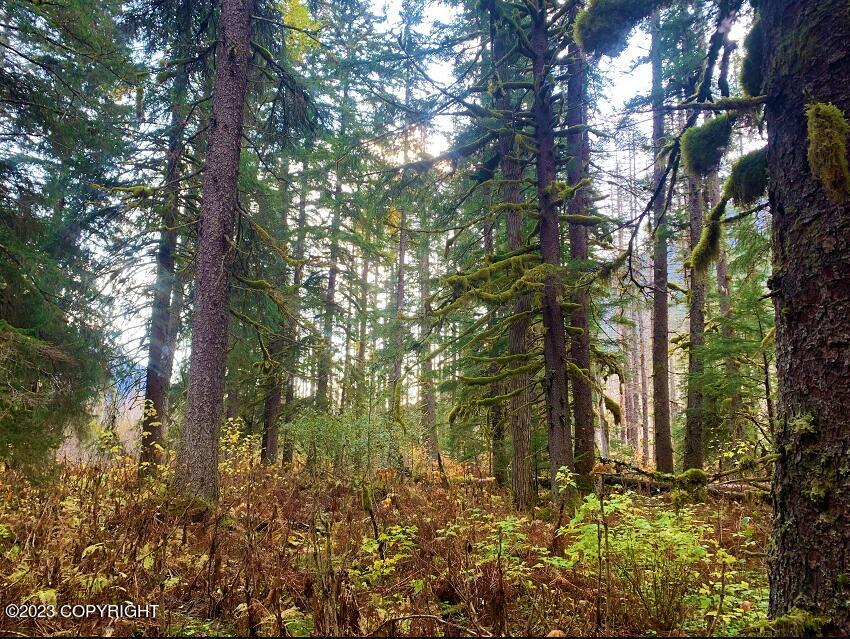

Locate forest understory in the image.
[0,445,774,637]
[3,0,850,636]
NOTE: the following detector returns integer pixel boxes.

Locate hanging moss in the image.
[681,114,733,177]
[805,102,850,202]
[740,17,765,97]
[603,394,621,424]
[574,0,658,57]
[726,147,768,206]
[688,196,729,274]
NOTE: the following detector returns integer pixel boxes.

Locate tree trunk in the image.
[492,9,534,509]
[762,1,850,631]
[683,176,705,470]
[531,5,572,494]
[175,0,252,501]
[650,11,673,474]
[638,308,650,463]
[261,159,291,465]
[420,209,438,461]
[140,0,191,474]
[566,41,595,479]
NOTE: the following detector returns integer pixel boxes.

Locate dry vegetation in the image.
[1,429,771,637]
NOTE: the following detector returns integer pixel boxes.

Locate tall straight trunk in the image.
[481,214,508,483]
[261,160,291,465]
[316,191,340,412]
[281,165,309,462]
[140,0,191,473]
[492,8,534,509]
[683,176,705,470]
[762,2,850,630]
[566,41,595,478]
[175,0,252,500]
[356,245,369,415]
[531,5,572,493]
[650,11,673,473]
[638,308,650,463]
[419,211,438,460]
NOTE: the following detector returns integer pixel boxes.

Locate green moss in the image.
[747,607,828,637]
[574,0,658,57]
[688,197,729,273]
[726,147,768,206]
[805,102,850,202]
[603,394,621,424]
[681,114,733,177]
[740,17,765,97]
[676,468,709,487]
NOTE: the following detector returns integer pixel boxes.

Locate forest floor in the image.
[0,446,773,637]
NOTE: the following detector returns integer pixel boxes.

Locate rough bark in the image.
[139,0,191,473]
[683,176,705,470]
[420,210,438,461]
[260,159,291,465]
[566,41,595,478]
[531,4,572,493]
[492,9,534,509]
[175,0,252,501]
[650,11,673,473]
[762,1,850,631]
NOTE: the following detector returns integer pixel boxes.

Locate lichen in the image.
[573,0,658,58]
[681,114,733,177]
[740,17,765,97]
[805,102,850,202]
[726,147,768,206]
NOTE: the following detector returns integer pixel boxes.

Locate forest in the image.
[1,0,849,636]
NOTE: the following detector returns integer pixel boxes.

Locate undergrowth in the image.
[0,426,770,636]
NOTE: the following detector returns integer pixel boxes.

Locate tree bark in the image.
[491,8,534,509]
[140,0,191,474]
[531,4,572,494]
[260,159,291,465]
[175,0,252,501]
[650,11,673,473]
[762,1,850,631]
[683,176,705,470]
[566,40,595,479]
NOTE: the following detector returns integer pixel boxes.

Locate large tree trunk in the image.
[566,41,595,479]
[650,11,673,473]
[419,210,438,461]
[316,168,342,413]
[531,5,572,494]
[492,9,534,509]
[281,165,309,462]
[762,1,850,631]
[175,0,252,501]
[261,159,291,465]
[683,176,705,470]
[139,0,191,474]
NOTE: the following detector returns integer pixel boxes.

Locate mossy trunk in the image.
[175,0,252,501]
[762,1,850,632]
[139,0,191,475]
[650,11,673,473]
[531,4,573,494]
[492,7,534,509]
[566,40,595,479]
[683,176,705,470]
